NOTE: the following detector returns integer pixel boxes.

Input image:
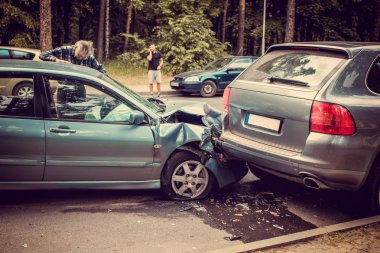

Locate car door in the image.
[41,75,155,181]
[0,73,45,181]
[220,58,252,89]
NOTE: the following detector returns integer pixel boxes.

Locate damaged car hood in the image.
[160,99,208,117]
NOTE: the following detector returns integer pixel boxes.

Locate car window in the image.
[227,58,252,70]
[367,56,380,95]
[43,76,136,123]
[12,50,35,60]
[204,58,233,71]
[238,50,347,88]
[0,49,10,59]
[0,74,35,117]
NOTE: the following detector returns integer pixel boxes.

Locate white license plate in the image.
[245,113,281,132]
[170,81,179,87]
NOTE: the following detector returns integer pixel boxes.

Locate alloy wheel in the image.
[171,160,209,199]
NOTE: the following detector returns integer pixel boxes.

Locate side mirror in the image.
[128,110,145,125]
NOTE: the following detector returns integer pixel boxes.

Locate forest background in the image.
[1,0,380,78]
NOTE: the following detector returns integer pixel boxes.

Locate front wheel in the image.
[161,151,215,200]
[200,80,217,98]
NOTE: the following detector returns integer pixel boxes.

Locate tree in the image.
[124,0,133,52]
[0,0,39,47]
[236,0,245,55]
[105,0,110,61]
[40,0,52,51]
[221,0,229,43]
[372,0,380,41]
[97,0,106,62]
[285,0,296,43]
[155,13,227,74]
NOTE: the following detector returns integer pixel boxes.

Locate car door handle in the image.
[49,128,77,134]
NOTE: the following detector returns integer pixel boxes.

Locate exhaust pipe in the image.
[303,177,332,190]
[303,177,321,189]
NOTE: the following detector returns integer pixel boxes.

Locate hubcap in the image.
[17,86,34,97]
[203,84,213,94]
[171,160,209,198]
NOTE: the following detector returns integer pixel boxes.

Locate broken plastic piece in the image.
[224,236,242,241]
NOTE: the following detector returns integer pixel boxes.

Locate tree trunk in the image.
[372,0,380,41]
[284,0,296,43]
[221,0,229,43]
[123,0,134,52]
[105,0,110,61]
[236,0,245,55]
[63,1,70,43]
[40,0,52,51]
[97,0,106,63]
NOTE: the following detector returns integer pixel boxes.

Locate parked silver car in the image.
[219,42,380,213]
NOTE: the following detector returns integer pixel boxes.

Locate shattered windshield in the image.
[102,75,162,114]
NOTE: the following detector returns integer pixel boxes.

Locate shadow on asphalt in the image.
[0,178,367,243]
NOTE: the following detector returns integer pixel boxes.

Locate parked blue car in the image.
[170,56,257,97]
[0,60,247,200]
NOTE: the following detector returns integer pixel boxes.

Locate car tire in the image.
[161,151,215,200]
[200,80,217,98]
[361,160,380,214]
[12,82,34,97]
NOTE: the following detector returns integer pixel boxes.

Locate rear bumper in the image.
[220,131,366,191]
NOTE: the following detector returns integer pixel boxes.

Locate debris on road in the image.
[224,236,242,241]
[177,205,193,212]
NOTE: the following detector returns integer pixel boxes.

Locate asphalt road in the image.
[0,94,366,253]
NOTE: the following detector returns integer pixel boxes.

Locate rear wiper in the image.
[267,76,309,87]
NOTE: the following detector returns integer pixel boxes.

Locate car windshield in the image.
[238,50,347,88]
[102,75,161,114]
[204,58,233,71]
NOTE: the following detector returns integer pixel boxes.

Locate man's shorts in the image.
[148,70,162,84]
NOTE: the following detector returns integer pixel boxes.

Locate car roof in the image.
[223,56,257,59]
[0,46,41,54]
[0,59,103,78]
[267,41,380,58]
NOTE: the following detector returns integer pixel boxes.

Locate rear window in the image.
[12,50,35,60]
[238,50,347,88]
[367,55,380,95]
[0,49,10,59]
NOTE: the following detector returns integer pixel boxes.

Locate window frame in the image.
[40,74,150,125]
[365,54,380,96]
[0,72,43,119]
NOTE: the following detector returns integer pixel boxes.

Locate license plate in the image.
[245,113,282,133]
[170,81,179,87]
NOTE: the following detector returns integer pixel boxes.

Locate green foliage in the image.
[117,33,147,69]
[154,13,228,74]
[0,0,39,47]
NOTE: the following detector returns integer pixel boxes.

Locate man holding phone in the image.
[147,42,163,97]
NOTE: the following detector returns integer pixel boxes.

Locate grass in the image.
[104,60,173,86]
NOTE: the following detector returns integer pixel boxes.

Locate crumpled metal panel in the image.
[151,107,248,189]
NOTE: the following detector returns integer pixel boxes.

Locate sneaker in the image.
[157,94,163,98]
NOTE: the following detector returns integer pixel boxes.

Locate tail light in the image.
[223,87,231,112]
[310,101,356,135]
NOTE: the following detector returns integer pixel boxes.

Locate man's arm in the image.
[147,50,152,61]
[90,57,107,74]
[157,58,163,70]
[39,47,61,62]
